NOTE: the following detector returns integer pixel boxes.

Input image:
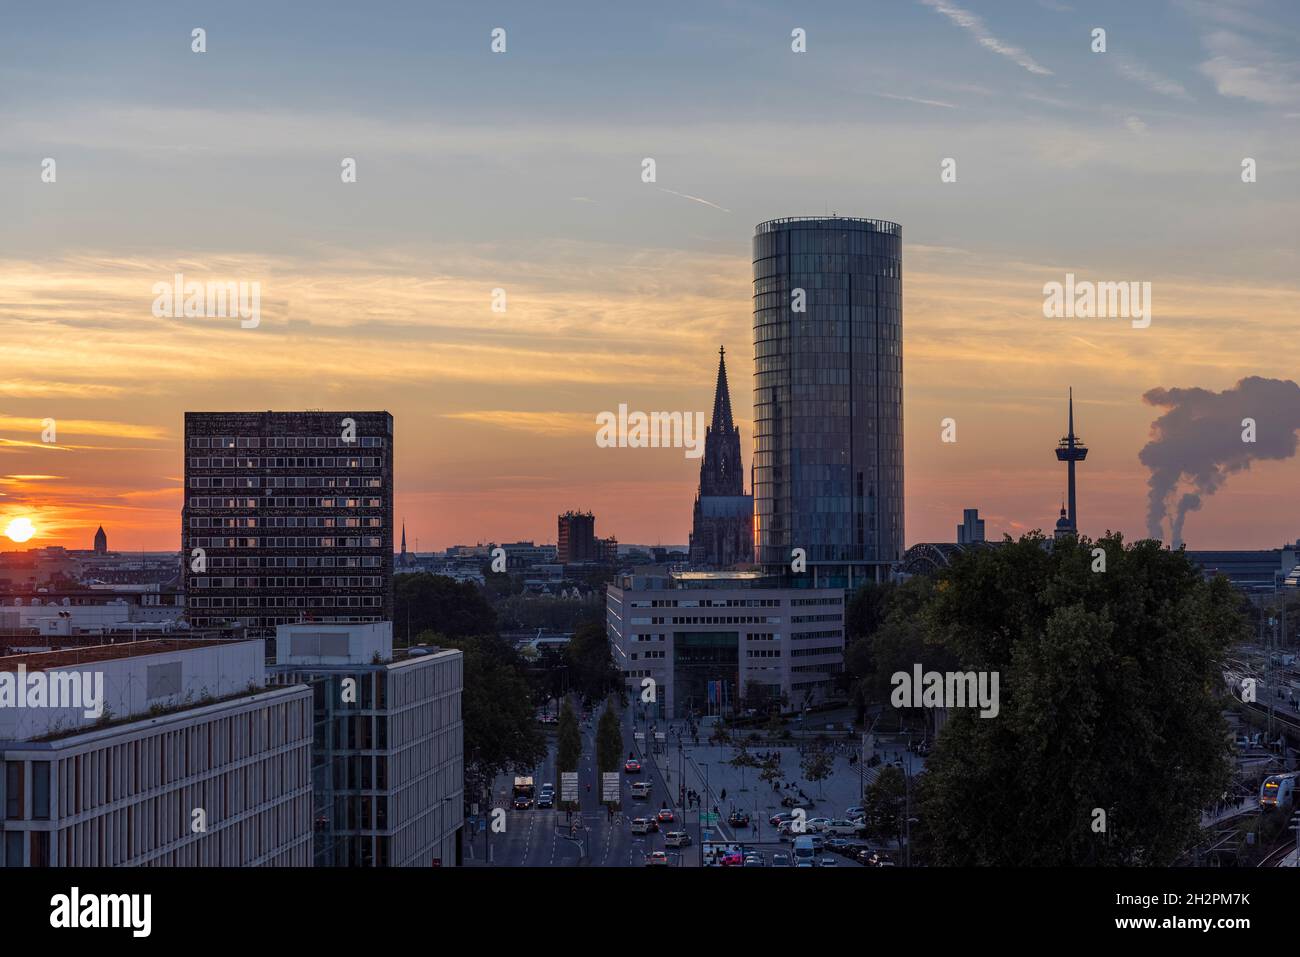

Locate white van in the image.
[792,835,817,865]
[630,781,651,799]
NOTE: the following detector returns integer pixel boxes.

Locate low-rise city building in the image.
[606,569,845,719]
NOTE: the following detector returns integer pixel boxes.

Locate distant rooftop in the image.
[671,570,765,581]
[755,216,901,236]
[0,638,237,673]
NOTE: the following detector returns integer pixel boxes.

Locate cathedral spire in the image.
[689,344,753,568]
[711,345,735,437]
[698,344,744,498]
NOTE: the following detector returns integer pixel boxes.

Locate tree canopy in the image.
[917,533,1244,865]
[426,631,545,798]
[596,697,624,776]
[565,619,624,707]
[396,573,496,643]
[557,697,583,782]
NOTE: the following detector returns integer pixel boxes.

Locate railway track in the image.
[1257,842,1294,867]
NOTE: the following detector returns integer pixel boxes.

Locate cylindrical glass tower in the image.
[752,216,903,588]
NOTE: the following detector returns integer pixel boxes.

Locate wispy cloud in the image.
[441,411,597,437]
[0,438,71,452]
[917,0,1053,76]
[0,416,168,440]
[1198,30,1300,104]
[1113,56,1192,99]
[656,187,731,213]
[874,92,957,109]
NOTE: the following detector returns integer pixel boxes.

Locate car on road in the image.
[665,831,692,847]
[718,850,745,867]
[630,817,659,835]
[728,809,750,827]
[624,759,642,774]
[536,791,554,808]
[817,855,838,867]
[771,851,792,867]
[825,819,861,836]
[656,808,675,823]
[743,853,766,867]
[804,817,832,833]
[646,851,669,867]
[512,795,533,810]
[630,781,651,799]
[858,850,895,867]
[831,839,871,858]
[769,811,793,827]
[845,806,864,819]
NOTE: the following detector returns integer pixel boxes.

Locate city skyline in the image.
[2,0,1299,552]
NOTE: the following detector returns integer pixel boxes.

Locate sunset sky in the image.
[2,0,1298,553]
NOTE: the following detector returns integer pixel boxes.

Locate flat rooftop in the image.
[671,570,766,581]
[0,638,243,673]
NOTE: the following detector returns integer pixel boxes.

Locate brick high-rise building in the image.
[557,510,596,564]
[183,411,394,640]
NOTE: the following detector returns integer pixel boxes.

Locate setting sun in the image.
[4,517,35,543]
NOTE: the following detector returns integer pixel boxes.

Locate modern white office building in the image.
[606,570,846,719]
[268,622,464,867]
[0,638,314,867]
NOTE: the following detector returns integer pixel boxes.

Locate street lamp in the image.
[893,758,912,868]
[697,762,710,869]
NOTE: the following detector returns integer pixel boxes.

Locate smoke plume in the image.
[1140,376,1300,547]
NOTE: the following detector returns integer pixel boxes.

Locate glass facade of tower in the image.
[752,217,903,588]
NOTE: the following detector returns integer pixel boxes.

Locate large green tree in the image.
[494,593,603,632]
[919,533,1245,865]
[396,573,496,643]
[556,697,583,781]
[596,697,624,775]
[429,631,545,798]
[845,576,951,725]
[865,764,907,846]
[565,619,623,707]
